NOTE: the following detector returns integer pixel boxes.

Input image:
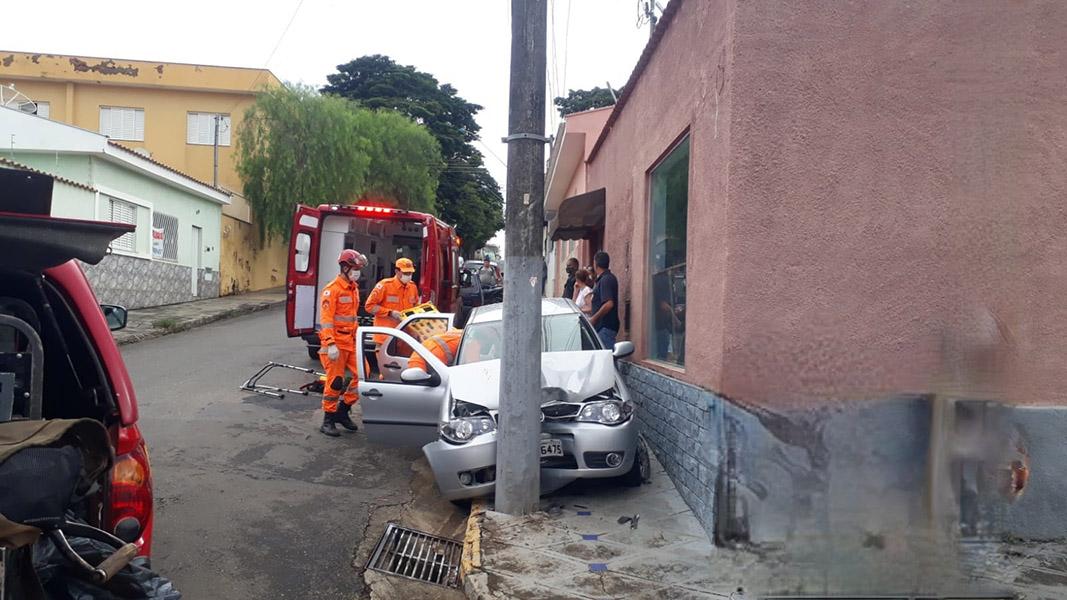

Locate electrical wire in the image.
[476,139,507,168]
[562,0,572,93]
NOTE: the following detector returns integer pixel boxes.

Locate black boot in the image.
[335,402,359,431]
[319,411,340,437]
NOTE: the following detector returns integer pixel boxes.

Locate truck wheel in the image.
[307,346,320,361]
[620,435,651,487]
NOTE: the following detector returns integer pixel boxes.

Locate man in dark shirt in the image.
[589,251,620,349]
[561,257,579,300]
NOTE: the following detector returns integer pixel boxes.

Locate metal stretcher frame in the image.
[239,362,324,399]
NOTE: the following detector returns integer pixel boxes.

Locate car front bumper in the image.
[421,416,639,501]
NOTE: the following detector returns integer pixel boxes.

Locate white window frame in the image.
[98,185,152,259]
[187,112,231,146]
[99,106,145,141]
[34,101,50,119]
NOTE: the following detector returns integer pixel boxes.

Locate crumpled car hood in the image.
[448,350,616,411]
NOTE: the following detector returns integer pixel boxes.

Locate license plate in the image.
[539,439,563,458]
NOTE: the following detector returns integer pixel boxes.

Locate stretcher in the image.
[239,362,326,399]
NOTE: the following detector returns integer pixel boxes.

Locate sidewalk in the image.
[463,454,750,600]
[113,287,286,345]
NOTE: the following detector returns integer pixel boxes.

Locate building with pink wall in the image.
[544,105,612,297]
[591,0,1067,409]
[573,0,1067,565]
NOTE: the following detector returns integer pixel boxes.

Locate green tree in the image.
[323,55,504,252]
[554,86,619,117]
[362,109,441,213]
[236,84,440,241]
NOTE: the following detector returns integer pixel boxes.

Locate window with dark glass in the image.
[648,136,689,366]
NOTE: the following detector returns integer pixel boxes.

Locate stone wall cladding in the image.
[82,254,219,309]
[621,360,1067,550]
[620,361,720,541]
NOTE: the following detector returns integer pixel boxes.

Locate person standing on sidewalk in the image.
[561,257,579,301]
[318,249,368,437]
[365,258,420,344]
[588,251,619,349]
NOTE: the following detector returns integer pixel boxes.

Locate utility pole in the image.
[212,114,221,188]
[496,0,547,516]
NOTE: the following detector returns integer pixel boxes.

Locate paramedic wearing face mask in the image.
[318,249,368,437]
[364,257,420,345]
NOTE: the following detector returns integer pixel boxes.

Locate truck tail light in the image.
[108,424,154,555]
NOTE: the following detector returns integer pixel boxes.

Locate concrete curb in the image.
[114,299,285,346]
[460,499,488,599]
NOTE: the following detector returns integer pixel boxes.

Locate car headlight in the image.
[576,400,633,425]
[441,416,496,444]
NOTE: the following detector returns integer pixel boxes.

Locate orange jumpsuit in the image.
[408,329,463,373]
[318,274,360,413]
[364,276,419,343]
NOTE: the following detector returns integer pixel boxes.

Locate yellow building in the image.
[0,50,287,294]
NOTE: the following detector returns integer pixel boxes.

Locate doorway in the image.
[192,225,203,297]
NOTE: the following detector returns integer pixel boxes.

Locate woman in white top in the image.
[573,269,593,315]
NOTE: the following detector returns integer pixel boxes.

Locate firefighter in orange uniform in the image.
[364,257,420,343]
[318,249,367,437]
[408,328,463,373]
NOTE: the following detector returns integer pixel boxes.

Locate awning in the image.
[550,188,605,241]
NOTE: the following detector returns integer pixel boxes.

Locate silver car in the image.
[355,298,650,501]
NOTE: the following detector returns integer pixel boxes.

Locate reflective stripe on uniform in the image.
[431,335,455,364]
[335,315,358,323]
[386,295,400,303]
[367,305,381,315]
[339,296,353,304]
[320,323,334,329]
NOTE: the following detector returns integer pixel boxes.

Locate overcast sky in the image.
[4,0,655,249]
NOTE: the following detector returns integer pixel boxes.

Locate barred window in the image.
[152,211,180,261]
[108,198,138,253]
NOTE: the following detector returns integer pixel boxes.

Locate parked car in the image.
[0,174,155,555]
[458,267,503,308]
[355,298,649,501]
[463,259,502,286]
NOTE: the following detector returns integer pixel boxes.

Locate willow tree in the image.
[236,84,441,242]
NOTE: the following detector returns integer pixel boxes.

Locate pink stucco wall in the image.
[549,106,613,296]
[724,0,1067,407]
[590,0,1067,407]
[589,0,736,393]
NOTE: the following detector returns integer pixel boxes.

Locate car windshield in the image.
[457,313,599,364]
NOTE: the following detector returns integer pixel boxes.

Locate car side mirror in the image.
[612,340,634,359]
[401,367,439,386]
[101,304,128,331]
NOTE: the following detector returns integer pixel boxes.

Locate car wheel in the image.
[621,435,652,487]
[307,345,320,361]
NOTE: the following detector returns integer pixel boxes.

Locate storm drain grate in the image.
[366,523,462,588]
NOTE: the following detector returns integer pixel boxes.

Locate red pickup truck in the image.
[0,169,154,555]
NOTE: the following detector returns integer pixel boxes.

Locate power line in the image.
[476,139,507,168]
[562,0,572,93]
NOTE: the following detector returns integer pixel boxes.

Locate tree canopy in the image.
[323,55,504,253]
[236,84,440,241]
[554,86,620,117]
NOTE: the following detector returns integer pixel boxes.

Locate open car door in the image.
[375,313,454,382]
[286,206,322,337]
[357,326,450,446]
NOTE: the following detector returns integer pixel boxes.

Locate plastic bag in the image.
[32,534,181,600]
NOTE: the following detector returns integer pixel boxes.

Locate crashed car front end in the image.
[422,351,640,501]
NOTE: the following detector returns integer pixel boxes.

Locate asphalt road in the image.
[122,306,419,599]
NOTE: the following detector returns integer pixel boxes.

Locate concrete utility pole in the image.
[496,0,547,516]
